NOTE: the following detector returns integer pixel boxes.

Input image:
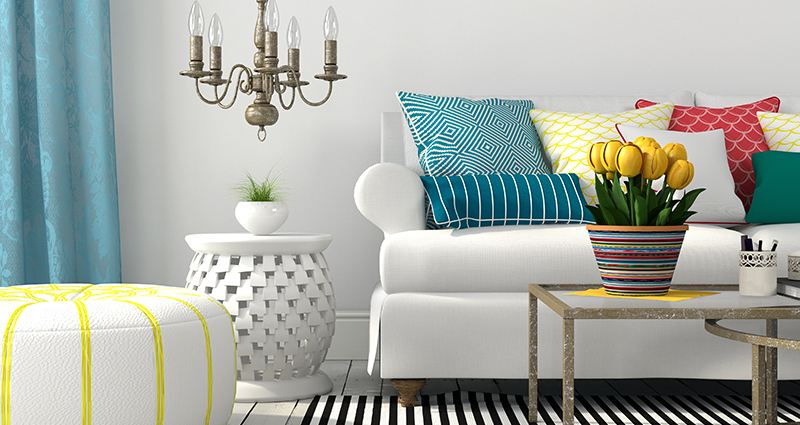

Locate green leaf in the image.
[595,177,616,212]
[671,188,706,220]
[632,174,643,190]
[604,175,613,191]
[629,183,643,198]
[633,195,648,226]
[585,205,605,225]
[594,176,609,199]
[667,211,697,226]
[655,208,671,226]
[610,174,630,217]
[645,181,657,212]
[656,186,672,207]
[601,204,630,226]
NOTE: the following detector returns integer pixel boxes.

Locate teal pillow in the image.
[397,92,550,176]
[746,150,800,223]
[420,173,594,229]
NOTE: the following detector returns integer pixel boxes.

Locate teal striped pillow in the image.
[420,173,594,229]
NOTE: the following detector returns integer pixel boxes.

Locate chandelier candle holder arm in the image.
[179,0,347,142]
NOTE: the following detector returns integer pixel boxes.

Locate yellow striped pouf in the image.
[0,284,236,425]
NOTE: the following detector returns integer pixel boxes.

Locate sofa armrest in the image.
[354,163,426,236]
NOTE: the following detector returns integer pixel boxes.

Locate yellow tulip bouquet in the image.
[585,137,705,226]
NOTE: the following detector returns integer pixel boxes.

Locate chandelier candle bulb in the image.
[287,16,301,48]
[264,0,279,63]
[188,1,204,36]
[323,6,338,69]
[265,0,280,32]
[323,6,338,41]
[188,1,204,65]
[208,14,223,74]
[287,16,301,72]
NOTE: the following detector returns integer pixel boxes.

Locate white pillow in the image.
[615,125,746,225]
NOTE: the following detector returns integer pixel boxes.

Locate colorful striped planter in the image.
[587,224,689,296]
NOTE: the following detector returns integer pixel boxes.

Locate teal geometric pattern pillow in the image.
[420,173,595,229]
[397,92,550,176]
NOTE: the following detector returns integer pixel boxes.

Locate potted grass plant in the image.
[233,170,289,235]
[585,137,705,296]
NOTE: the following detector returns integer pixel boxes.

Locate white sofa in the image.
[354,91,800,387]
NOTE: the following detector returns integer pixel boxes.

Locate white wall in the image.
[110,0,800,310]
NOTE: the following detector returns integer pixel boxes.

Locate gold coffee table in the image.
[528,284,800,425]
[706,317,800,425]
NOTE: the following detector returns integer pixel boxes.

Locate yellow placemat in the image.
[565,288,719,302]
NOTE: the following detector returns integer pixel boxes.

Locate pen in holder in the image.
[739,251,777,296]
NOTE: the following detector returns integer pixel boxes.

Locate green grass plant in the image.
[232,170,287,203]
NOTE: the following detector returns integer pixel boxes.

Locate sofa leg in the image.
[391,379,426,407]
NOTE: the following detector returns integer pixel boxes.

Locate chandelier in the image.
[179,0,347,141]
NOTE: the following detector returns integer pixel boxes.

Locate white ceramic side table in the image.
[185,233,336,402]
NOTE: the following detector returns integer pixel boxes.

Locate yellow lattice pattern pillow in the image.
[530,103,674,205]
[757,111,800,153]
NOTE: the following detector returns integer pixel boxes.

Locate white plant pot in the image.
[235,201,288,235]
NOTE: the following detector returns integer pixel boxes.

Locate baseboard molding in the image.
[327,310,370,360]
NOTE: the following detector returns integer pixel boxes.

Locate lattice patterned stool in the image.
[185,233,336,402]
[0,284,236,425]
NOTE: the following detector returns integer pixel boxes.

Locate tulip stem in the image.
[628,177,634,224]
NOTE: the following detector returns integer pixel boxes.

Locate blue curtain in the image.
[0,0,121,286]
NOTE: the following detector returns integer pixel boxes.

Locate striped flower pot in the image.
[587,224,689,296]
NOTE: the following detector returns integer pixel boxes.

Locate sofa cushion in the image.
[746,151,800,224]
[396,92,549,176]
[420,173,594,229]
[529,103,674,205]
[695,92,800,114]
[391,92,694,176]
[380,224,742,294]
[757,111,800,153]
[615,125,746,225]
[637,97,781,211]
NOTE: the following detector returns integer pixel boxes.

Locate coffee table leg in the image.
[529,292,538,423]
[752,343,766,425]
[766,319,778,425]
[563,318,575,425]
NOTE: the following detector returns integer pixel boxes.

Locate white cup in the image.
[739,251,777,296]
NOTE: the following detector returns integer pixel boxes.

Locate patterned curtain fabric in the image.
[0,0,121,286]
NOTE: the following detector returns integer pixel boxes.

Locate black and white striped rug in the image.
[300,390,800,425]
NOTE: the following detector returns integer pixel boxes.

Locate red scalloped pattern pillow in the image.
[636,97,780,211]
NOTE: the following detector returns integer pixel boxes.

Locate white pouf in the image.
[0,284,236,425]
